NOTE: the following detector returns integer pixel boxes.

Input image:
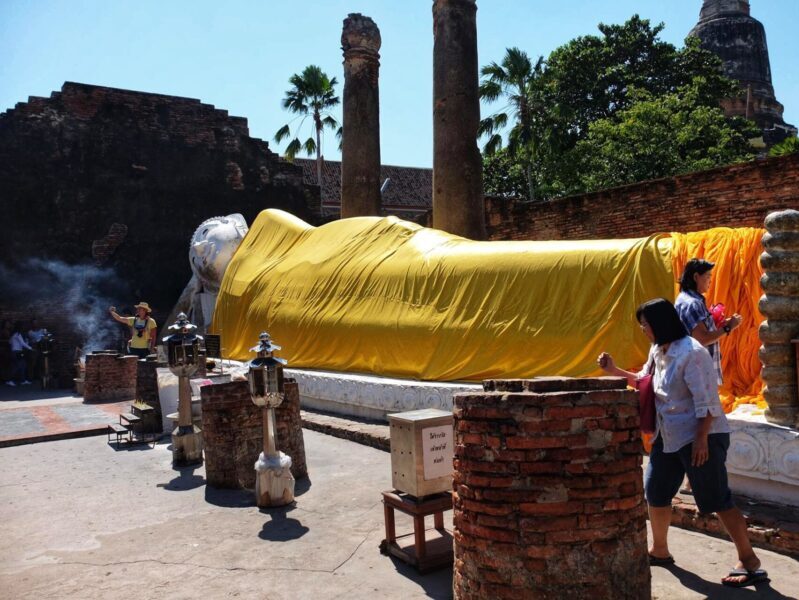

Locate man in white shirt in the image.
[8,322,33,386]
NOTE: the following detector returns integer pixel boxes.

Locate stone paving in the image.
[0,384,132,447]
[1,432,797,600]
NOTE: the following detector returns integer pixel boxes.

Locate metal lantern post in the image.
[164,313,204,466]
[248,332,295,507]
[39,331,55,389]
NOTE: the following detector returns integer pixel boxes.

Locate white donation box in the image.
[388,408,454,498]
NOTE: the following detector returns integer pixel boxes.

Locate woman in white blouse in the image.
[598,298,766,588]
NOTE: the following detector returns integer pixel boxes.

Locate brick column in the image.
[202,379,307,489]
[453,377,650,600]
[432,0,486,240]
[83,351,138,403]
[340,13,382,218]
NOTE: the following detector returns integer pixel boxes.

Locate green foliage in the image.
[768,136,799,157]
[574,83,758,191]
[481,15,754,198]
[478,47,546,201]
[483,148,529,198]
[274,65,340,177]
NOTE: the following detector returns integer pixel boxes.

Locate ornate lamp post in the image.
[248,332,295,507]
[164,313,204,466]
[39,331,55,389]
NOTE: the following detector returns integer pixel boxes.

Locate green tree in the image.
[478,47,545,201]
[481,16,750,197]
[482,148,529,198]
[768,136,799,157]
[574,83,758,191]
[274,65,340,185]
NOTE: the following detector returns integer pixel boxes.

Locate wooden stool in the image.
[380,489,453,573]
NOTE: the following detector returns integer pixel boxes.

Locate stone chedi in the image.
[432,0,486,240]
[340,13,382,218]
[689,0,797,145]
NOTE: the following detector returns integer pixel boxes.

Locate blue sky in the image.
[2,1,796,168]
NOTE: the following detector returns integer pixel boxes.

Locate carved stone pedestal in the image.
[172,424,204,467]
[255,452,295,508]
[727,406,799,505]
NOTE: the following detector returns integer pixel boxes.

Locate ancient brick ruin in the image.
[689,0,796,145]
[201,379,307,489]
[452,377,649,599]
[0,82,316,325]
[83,351,138,403]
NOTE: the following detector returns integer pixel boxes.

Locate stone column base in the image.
[727,406,799,505]
[255,452,295,507]
[172,424,204,467]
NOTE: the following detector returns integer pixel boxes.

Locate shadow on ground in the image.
[258,505,310,542]
[658,563,794,599]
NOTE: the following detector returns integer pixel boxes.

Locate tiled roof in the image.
[293,158,432,217]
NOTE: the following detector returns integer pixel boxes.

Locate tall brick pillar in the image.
[432,0,486,240]
[340,13,382,218]
[759,209,799,426]
[453,377,650,600]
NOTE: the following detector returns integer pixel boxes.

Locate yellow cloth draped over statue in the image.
[212,209,765,411]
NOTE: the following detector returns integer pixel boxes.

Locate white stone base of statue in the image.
[255,451,295,508]
[284,368,481,420]
[726,405,799,505]
[172,424,204,467]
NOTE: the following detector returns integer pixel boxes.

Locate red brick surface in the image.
[201,379,307,489]
[83,351,137,403]
[485,154,799,241]
[452,377,650,600]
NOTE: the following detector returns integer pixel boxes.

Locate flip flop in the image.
[648,554,675,566]
[722,568,769,588]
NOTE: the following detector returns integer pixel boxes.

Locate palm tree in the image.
[274,65,341,186]
[479,48,545,202]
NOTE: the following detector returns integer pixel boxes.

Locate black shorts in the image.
[645,433,734,514]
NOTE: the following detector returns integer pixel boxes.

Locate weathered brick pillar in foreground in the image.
[201,379,308,489]
[340,13,382,218]
[759,209,799,427]
[453,377,650,600]
[83,351,138,403]
[432,0,486,240]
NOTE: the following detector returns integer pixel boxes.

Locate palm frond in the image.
[303,137,317,156]
[274,124,291,143]
[284,138,302,160]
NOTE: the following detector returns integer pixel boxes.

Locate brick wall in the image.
[83,351,138,403]
[0,81,319,342]
[201,378,307,489]
[452,377,649,600]
[485,154,799,241]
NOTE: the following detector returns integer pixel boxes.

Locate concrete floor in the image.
[0,431,797,600]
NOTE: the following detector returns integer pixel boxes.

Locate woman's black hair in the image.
[679,258,715,292]
[636,298,688,346]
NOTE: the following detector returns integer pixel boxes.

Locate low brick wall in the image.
[83,351,137,403]
[452,377,650,600]
[201,379,307,489]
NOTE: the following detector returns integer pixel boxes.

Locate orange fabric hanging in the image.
[669,227,766,412]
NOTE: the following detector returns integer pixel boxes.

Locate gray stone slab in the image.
[49,404,115,428]
[0,410,45,437]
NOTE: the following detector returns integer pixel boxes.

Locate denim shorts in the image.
[645,432,734,514]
